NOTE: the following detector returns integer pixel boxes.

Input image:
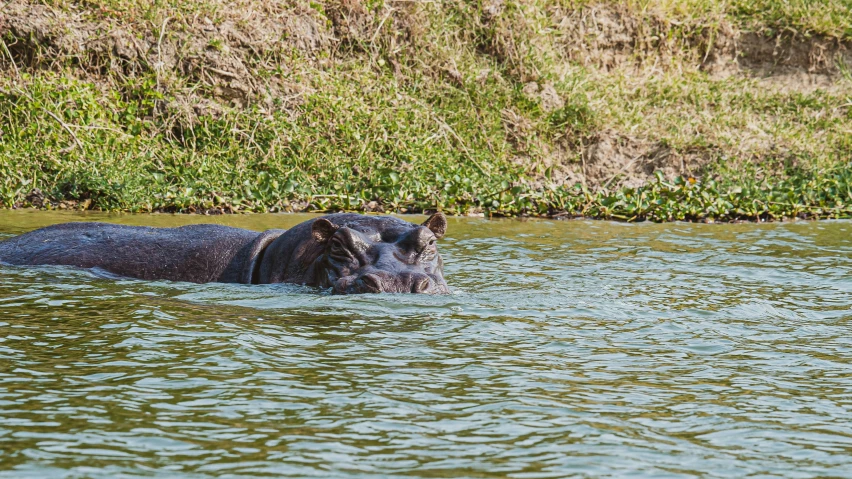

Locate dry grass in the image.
[0,0,850,217]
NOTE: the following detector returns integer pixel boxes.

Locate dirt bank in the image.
[1,0,850,216]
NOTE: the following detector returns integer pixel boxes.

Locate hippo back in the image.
[0,222,281,283]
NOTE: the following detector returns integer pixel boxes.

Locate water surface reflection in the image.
[1,211,850,478]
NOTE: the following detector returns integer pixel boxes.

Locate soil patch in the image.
[545,131,708,191]
[1,0,331,115]
[550,4,852,92]
[737,32,852,92]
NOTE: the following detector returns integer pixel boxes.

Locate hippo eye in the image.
[419,238,437,260]
[329,238,351,259]
[423,238,436,252]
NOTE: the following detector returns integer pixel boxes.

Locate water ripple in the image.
[0,213,851,478]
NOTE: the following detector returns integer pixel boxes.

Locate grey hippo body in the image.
[0,213,450,294]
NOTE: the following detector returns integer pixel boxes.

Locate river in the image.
[1,211,850,478]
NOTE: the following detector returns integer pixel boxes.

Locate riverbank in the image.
[1,0,850,221]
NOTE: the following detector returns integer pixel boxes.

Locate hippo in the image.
[0,213,450,294]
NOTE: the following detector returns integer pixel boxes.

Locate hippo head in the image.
[257,213,450,294]
[312,213,450,294]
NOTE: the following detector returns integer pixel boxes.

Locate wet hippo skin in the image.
[0,213,450,294]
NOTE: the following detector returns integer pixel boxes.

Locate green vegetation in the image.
[623,0,852,39]
[1,0,850,220]
[553,167,852,221]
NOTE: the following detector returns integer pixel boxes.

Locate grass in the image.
[48,0,852,40]
[593,71,852,168]
[547,167,852,221]
[612,0,852,39]
[1,0,851,221]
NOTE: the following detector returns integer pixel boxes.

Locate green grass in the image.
[611,0,852,39]
[0,64,569,213]
[545,167,852,221]
[729,0,852,39]
[591,71,852,169]
[1,0,851,220]
[52,0,852,40]
[2,69,849,221]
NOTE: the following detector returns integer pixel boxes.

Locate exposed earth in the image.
[1,0,850,215]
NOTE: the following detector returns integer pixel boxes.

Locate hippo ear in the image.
[312,218,339,243]
[421,212,447,239]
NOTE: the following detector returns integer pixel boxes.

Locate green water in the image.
[1,210,851,478]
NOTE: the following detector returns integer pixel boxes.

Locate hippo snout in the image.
[334,271,449,295]
[310,213,450,295]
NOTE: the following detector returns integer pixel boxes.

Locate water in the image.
[0,210,850,478]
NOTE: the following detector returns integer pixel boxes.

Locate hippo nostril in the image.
[411,276,431,293]
[359,273,383,293]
